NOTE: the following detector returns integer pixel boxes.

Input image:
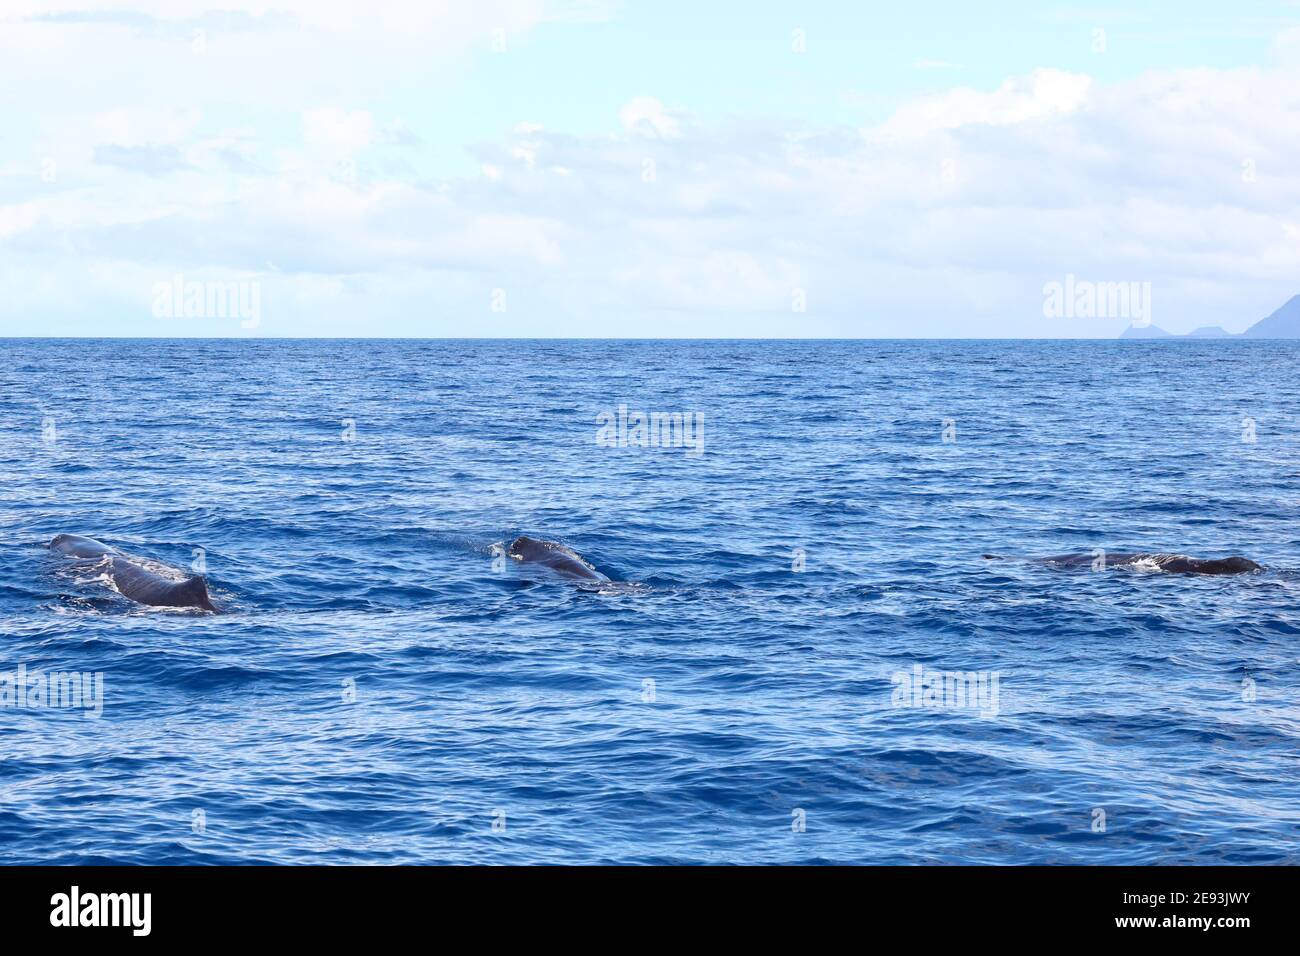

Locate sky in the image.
[1,0,1299,337]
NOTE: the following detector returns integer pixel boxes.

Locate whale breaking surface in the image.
[984,551,1262,576]
[506,535,609,583]
[50,534,220,612]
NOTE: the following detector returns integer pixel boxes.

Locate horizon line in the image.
[0,335,1286,343]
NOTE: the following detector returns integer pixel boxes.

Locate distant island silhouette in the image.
[1120,294,1300,339]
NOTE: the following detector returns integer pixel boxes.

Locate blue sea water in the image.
[1,338,1298,865]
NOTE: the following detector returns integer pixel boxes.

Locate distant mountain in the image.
[1118,294,1300,339]
[1240,295,1300,338]
[1119,323,1170,339]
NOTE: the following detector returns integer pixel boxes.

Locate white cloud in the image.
[0,1,553,118]
[4,23,1300,336]
[877,69,1094,139]
[0,201,42,241]
[1272,26,1300,63]
[618,96,684,139]
[302,109,377,153]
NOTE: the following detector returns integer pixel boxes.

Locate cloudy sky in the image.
[2,0,1298,337]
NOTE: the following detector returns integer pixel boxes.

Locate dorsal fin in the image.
[175,575,219,612]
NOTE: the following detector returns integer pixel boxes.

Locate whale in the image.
[506,535,609,583]
[984,551,1262,576]
[50,534,220,612]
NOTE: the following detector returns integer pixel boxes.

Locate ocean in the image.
[1,338,1297,864]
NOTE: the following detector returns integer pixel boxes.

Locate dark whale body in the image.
[985,551,1262,576]
[50,534,220,612]
[507,535,608,583]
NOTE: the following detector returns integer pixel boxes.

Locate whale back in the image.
[508,535,608,582]
[50,534,119,559]
[1032,551,1261,575]
[107,556,219,612]
[50,534,220,611]
[1156,555,1261,575]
